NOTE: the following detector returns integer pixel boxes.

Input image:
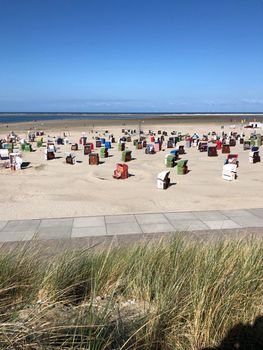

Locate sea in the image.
[0,112,262,124]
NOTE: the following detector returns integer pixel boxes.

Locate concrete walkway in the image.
[1,208,263,243]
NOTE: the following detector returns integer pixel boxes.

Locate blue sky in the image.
[0,0,262,112]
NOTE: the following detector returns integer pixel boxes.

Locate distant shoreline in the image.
[0,112,263,126]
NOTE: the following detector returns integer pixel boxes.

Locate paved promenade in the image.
[1,208,263,243]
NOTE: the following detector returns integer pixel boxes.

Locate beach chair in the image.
[198,142,208,152]
[118,142,125,151]
[57,137,64,145]
[71,143,78,151]
[89,153,99,165]
[185,137,192,148]
[167,140,174,148]
[165,154,175,168]
[222,163,237,181]
[154,142,161,152]
[9,153,23,171]
[145,144,155,154]
[177,160,188,175]
[65,152,76,165]
[225,154,239,167]
[229,138,236,147]
[170,149,179,160]
[24,144,32,152]
[178,145,185,155]
[100,147,108,158]
[96,140,101,148]
[0,149,9,160]
[86,142,94,151]
[84,145,92,155]
[157,171,171,189]
[122,150,132,162]
[113,163,129,179]
[136,141,143,149]
[243,140,251,150]
[222,144,230,154]
[249,150,260,163]
[208,144,218,157]
[79,136,87,145]
[46,150,55,160]
[215,140,222,150]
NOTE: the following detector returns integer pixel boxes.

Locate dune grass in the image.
[0,236,262,349]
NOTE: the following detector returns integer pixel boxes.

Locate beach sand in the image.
[1,118,262,220]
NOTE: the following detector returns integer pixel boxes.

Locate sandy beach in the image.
[1,118,262,220]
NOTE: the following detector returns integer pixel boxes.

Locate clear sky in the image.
[0,0,262,112]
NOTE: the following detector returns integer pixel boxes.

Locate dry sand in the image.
[1,119,263,220]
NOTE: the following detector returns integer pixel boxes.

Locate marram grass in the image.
[0,236,262,349]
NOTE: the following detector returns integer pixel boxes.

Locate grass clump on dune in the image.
[0,236,262,349]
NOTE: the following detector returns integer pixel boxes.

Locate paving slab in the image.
[230,216,263,228]
[193,211,228,221]
[135,213,169,225]
[203,220,241,230]
[140,223,175,234]
[249,208,263,219]
[72,226,107,237]
[105,215,137,224]
[170,219,210,231]
[220,210,257,218]
[39,218,73,228]
[107,222,142,235]
[2,220,40,232]
[164,212,196,220]
[37,226,72,240]
[73,217,105,228]
[0,231,35,242]
[0,221,8,231]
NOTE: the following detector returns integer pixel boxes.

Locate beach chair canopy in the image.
[157,171,170,181]
[165,154,174,161]
[177,160,188,167]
